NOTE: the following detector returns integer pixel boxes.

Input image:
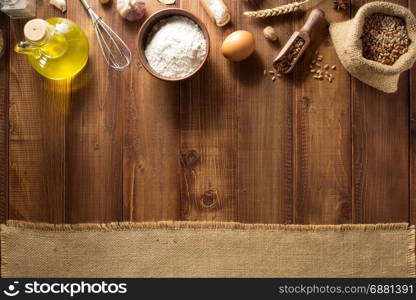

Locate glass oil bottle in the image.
[15,18,89,80]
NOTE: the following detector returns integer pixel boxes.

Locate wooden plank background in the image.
[352,0,409,224]
[0,0,415,226]
[0,12,8,225]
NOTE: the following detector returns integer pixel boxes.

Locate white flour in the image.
[144,16,207,79]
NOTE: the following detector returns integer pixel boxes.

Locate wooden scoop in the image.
[273,9,325,74]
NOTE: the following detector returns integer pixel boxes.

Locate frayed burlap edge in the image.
[2,220,412,232]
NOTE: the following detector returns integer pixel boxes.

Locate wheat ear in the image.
[244,0,310,18]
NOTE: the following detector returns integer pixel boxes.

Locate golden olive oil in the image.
[16,18,89,80]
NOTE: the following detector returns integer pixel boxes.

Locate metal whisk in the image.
[80,0,132,71]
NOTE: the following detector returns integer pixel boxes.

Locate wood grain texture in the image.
[352,0,409,223]
[0,13,8,224]
[0,13,9,278]
[410,0,416,225]
[236,0,294,224]
[293,0,352,224]
[123,1,181,222]
[9,5,66,223]
[66,1,123,223]
[179,0,238,221]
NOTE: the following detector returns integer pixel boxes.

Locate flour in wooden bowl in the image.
[144,16,208,79]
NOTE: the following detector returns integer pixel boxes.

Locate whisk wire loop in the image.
[80,0,132,71]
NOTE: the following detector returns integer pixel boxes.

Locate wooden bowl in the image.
[137,8,210,82]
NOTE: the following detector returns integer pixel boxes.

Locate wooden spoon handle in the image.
[300,9,325,33]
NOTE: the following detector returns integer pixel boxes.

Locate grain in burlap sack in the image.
[329,1,416,93]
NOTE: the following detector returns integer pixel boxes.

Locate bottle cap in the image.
[24,19,49,42]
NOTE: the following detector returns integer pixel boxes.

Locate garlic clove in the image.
[158,0,175,4]
[117,0,146,21]
[49,0,67,13]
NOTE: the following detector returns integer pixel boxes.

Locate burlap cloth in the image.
[1,221,415,278]
[330,1,416,93]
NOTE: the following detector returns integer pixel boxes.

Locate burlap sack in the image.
[329,1,416,93]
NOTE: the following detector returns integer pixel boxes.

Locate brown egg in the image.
[222,30,255,62]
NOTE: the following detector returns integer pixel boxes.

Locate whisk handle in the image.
[79,0,100,22]
[79,0,92,10]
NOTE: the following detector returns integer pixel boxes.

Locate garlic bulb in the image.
[117,0,146,21]
[49,0,67,12]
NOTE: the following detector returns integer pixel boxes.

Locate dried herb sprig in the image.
[244,0,310,18]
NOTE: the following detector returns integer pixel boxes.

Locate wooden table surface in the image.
[0,0,415,226]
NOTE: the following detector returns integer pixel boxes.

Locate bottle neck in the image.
[31,25,53,46]
[16,23,69,59]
